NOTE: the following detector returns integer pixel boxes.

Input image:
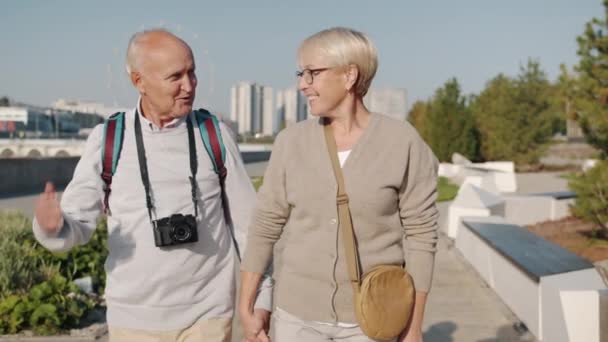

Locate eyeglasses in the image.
[296,67,330,85]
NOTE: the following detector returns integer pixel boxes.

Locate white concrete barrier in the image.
[438,163,461,179]
[455,216,541,338]
[541,271,606,342]
[440,158,517,193]
[503,194,574,226]
[446,184,504,238]
[455,216,606,341]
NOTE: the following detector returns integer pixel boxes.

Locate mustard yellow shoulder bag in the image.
[323,122,415,341]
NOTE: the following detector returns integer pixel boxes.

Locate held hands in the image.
[34,182,62,235]
[240,308,271,342]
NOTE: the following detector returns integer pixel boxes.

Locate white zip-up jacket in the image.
[33,105,272,330]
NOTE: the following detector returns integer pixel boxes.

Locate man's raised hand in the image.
[34,182,62,234]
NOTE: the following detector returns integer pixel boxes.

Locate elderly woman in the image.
[239,27,439,342]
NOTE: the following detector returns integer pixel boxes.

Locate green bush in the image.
[472,61,556,165]
[35,219,108,294]
[0,275,95,335]
[0,211,45,297]
[569,161,608,238]
[425,78,480,162]
[0,210,107,335]
[0,211,108,296]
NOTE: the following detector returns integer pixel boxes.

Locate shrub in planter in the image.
[0,275,95,335]
[0,211,107,335]
[569,161,608,238]
[0,211,43,297]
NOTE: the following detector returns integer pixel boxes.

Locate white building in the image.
[364,88,408,121]
[230,82,273,136]
[262,87,273,136]
[230,82,251,135]
[52,99,129,118]
[0,107,28,124]
[275,87,308,133]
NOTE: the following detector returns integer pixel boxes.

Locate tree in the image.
[569,161,608,238]
[472,60,554,164]
[551,64,580,136]
[0,97,9,107]
[407,100,430,143]
[425,78,479,162]
[556,64,579,121]
[574,0,608,157]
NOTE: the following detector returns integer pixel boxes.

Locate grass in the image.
[251,177,263,192]
[437,176,459,202]
[0,209,31,231]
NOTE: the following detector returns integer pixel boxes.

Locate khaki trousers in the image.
[109,317,232,342]
[272,309,397,342]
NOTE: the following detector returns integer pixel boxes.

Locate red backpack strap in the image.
[194,109,227,182]
[194,109,240,258]
[101,112,125,214]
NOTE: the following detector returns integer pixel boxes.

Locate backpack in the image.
[100,109,227,214]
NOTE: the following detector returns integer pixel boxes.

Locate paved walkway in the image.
[422,203,536,342]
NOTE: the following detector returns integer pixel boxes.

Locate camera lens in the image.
[173,226,191,242]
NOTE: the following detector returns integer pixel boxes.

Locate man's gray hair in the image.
[125,28,185,74]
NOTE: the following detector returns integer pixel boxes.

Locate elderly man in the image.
[33,29,271,342]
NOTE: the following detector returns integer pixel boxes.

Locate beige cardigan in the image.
[242,113,439,323]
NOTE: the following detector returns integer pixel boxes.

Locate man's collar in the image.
[136,98,187,131]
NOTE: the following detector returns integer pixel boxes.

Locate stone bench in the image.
[455,216,606,342]
[503,191,576,226]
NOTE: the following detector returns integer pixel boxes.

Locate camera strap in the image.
[134,110,199,223]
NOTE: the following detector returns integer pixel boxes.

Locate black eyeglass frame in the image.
[295,67,331,84]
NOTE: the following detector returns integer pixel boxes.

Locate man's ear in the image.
[130,71,146,95]
[345,64,359,92]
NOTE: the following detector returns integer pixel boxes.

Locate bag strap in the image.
[323,122,362,292]
[101,112,125,214]
[194,109,227,180]
[194,109,241,260]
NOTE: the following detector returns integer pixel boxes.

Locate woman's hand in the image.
[399,326,423,342]
[240,308,271,342]
[399,291,428,342]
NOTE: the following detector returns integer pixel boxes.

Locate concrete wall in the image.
[541,270,606,342]
[0,157,80,196]
[503,195,574,226]
[241,151,271,164]
[0,151,271,197]
[456,216,541,338]
[601,289,608,342]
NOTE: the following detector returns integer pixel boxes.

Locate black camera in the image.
[153,214,198,247]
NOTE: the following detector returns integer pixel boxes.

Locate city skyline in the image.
[0,1,602,115]
[230,81,274,136]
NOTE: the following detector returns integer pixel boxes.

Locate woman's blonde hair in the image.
[298,27,378,96]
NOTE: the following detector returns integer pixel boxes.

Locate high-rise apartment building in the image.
[364,88,408,121]
[275,87,308,133]
[230,82,274,136]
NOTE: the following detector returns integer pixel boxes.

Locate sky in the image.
[0,1,604,116]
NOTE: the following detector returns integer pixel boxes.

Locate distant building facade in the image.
[275,87,308,133]
[0,106,82,139]
[364,87,408,121]
[230,82,274,136]
[53,99,129,118]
